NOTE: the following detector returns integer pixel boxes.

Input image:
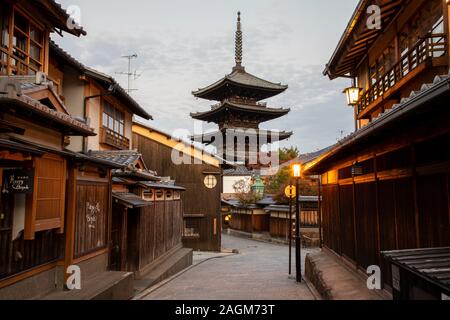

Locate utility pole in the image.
[116,54,140,94]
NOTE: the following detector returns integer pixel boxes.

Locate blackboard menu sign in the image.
[3,169,34,194]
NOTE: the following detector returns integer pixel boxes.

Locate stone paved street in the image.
[141,235,316,300]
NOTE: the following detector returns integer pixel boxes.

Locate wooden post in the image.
[411,144,421,248]
[443,0,450,66]
[64,166,78,284]
[374,154,382,267]
[352,177,358,267]
[120,207,128,271]
[337,183,342,255]
[446,173,450,244]
[289,179,293,275]
[318,178,323,249]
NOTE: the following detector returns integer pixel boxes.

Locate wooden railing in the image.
[100,127,130,150]
[358,34,448,114]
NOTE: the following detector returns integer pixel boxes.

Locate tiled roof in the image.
[304,70,450,173]
[112,192,152,208]
[193,128,293,143]
[89,150,142,167]
[223,166,253,176]
[35,0,86,36]
[0,77,94,136]
[256,196,277,206]
[138,181,186,191]
[193,68,288,97]
[49,41,152,120]
[383,247,450,294]
[191,100,290,122]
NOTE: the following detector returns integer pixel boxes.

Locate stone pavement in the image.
[139,234,317,300]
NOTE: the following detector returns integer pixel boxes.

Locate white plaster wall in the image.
[63,66,86,153]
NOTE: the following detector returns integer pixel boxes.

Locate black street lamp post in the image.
[293,164,302,283]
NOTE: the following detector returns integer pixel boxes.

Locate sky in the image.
[55,0,359,154]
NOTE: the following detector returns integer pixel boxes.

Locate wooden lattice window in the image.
[25,154,66,240]
[102,100,125,136]
[0,6,46,76]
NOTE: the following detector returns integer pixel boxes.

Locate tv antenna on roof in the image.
[116,54,141,94]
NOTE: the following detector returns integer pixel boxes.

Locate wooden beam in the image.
[64,166,78,284]
[24,158,38,240]
[445,0,450,66]
[352,179,358,266]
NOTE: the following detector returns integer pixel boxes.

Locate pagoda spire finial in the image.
[234,11,244,70]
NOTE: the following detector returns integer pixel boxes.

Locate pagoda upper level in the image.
[192,12,288,103]
[190,12,293,167]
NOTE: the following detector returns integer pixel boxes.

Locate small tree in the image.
[266,146,318,204]
[233,179,262,207]
[278,146,300,163]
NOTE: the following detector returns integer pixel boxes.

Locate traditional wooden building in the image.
[222,199,270,234]
[266,197,320,239]
[133,122,223,252]
[305,0,450,297]
[49,44,192,284]
[191,12,292,168]
[89,151,189,280]
[0,0,137,300]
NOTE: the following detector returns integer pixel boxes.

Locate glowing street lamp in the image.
[293,164,302,178]
[343,86,361,106]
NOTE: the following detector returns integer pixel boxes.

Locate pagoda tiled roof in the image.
[190,100,290,122]
[192,68,288,101]
[193,128,292,143]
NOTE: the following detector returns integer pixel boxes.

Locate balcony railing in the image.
[358,33,448,115]
[100,127,130,150]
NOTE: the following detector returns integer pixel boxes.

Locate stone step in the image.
[305,250,388,300]
[133,248,193,296]
[41,271,134,300]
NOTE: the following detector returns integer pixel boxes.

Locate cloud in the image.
[55,0,356,154]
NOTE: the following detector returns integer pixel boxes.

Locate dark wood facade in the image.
[307,0,450,293]
[228,208,270,234]
[110,188,184,275]
[133,123,222,252]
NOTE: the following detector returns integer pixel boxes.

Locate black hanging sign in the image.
[3,169,34,194]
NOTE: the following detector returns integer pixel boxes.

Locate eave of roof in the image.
[112,192,153,208]
[6,137,123,168]
[0,95,95,136]
[49,42,152,120]
[193,129,293,142]
[190,100,290,122]
[36,0,87,36]
[383,247,450,294]
[324,0,405,79]
[304,72,450,174]
[138,181,186,191]
[132,120,225,168]
[193,69,288,100]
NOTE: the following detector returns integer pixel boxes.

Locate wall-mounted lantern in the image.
[343,86,362,106]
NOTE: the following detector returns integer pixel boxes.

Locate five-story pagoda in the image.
[191,12,292,169]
